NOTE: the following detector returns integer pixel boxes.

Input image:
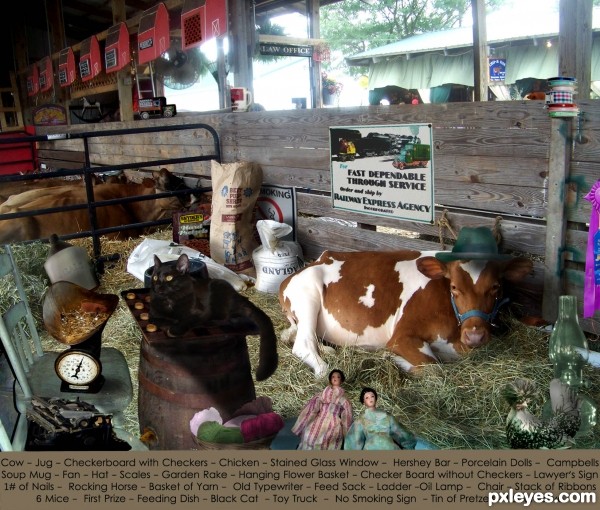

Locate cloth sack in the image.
[210,160,262,275]
[126,238,248,291]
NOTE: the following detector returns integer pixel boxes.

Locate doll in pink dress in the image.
[292,369,353,449]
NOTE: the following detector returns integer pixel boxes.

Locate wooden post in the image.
[307,0,321,108]
[112,0,133,122]
[46,0,67,104]
[472,0,488,102]
[559,0,592,99]
[542,118,572,322]
[216,37,230,110]
[229,0,254,94]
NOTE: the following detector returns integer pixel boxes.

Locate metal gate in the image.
[0,123,220,269]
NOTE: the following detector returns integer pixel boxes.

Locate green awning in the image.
[368,38,600,90]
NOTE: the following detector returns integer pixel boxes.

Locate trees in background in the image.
[320,0,506,76]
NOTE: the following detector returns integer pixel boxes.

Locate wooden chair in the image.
[0,413,16,451]
[0,244,144,451]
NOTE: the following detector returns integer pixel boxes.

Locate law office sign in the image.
[259,43,313,57]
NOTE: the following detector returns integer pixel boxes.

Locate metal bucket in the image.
[44,246,98,290]
[137,325,257,450]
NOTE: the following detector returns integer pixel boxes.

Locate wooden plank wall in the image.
[34,100,600,334]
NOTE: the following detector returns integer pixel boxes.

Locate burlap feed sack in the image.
[210,160,262,275]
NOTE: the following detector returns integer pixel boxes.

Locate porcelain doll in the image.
[344,387,416,450]
[292,369,353,449]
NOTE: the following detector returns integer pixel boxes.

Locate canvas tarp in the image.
[368,39,600,91]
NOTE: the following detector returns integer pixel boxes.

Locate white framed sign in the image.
[330,123,434,223]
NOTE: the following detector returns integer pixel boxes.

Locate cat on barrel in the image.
[148,253,278,381]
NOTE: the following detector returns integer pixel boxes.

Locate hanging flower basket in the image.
[321,72,342,106]
[322,88,335,105]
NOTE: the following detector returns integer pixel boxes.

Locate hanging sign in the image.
[38,57,53,93]
[58,47,76,87]
[26,65,39,96]
[205,0,227,39]
[489,58,506,82]
[33,104,68,126]
[330,124,434,223]
[137,2,170,65]
[259,43,313,57]
[181,0,206,50]
[79,35,102,81]
[105,22,130,73]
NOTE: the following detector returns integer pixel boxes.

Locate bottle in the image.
[549,295,588,385]
[546,295,597,436]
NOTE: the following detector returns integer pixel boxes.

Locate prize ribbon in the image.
[583,180,600,317]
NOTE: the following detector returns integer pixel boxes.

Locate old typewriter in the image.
[25,396,131,451]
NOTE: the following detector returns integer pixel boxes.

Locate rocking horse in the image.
[82,97,102,116]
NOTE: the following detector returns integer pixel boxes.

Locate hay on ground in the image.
[2,233,599,450]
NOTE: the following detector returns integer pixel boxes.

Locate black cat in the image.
[148,253,278,381]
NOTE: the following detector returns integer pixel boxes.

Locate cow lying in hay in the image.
[279,227,533,377]
[0,172,128,203]
[0,177,78,203]
[0,168,192,243]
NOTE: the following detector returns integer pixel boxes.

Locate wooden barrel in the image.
[121,288,258,450]
[138,328,257,450]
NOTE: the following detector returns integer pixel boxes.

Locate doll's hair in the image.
[360,387,378,404]
[328,369,346,384]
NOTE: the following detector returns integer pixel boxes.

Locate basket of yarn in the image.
[190,400,284,450]
[193,426,277,450]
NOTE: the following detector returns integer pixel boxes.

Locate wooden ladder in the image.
[0,72,24,131]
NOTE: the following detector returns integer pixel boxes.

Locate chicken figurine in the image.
[502,378,581,449]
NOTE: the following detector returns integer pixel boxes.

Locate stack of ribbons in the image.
[546,77,579,117]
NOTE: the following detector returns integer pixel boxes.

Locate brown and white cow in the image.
[279,249,533,377]
[0,168,189,243]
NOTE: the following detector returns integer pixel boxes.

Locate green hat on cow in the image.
[435,226,513,262]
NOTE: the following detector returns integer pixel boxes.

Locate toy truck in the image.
[137,96,177,119]
[392,143,430,169]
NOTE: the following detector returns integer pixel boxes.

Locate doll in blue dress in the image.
[344,387,417,450]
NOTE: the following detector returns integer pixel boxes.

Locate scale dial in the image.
[54,350,102,386]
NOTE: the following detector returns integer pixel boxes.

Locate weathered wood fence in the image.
[32,100,600,334]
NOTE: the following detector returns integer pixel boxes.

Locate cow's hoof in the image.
[321,345,335,355]
[313,366,329,379]
[408,362,443,378]
[279,325,297,344]
[391,354,415,373]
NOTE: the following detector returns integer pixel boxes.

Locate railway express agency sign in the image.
[330,124,434,223]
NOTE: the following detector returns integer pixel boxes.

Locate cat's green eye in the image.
[153,275,157,281]
[166,275,173,281]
